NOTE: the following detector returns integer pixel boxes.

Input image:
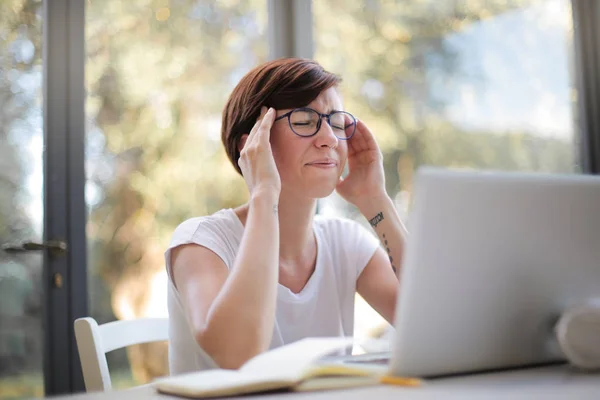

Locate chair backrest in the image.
[74,316,168,392]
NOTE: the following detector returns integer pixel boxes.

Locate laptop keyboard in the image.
[343,356,391,365]
[319,351,391,366]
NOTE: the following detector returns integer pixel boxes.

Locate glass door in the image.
[0,1,45,398]
[1,0,87,397]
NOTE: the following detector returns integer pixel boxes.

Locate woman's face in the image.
[270,87,348,199]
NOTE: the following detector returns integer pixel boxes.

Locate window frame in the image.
[573,0,600,174]
[43,0,87,394]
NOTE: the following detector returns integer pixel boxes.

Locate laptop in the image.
[338,167,600,378]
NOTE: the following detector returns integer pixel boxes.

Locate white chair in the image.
[74,316,169,392]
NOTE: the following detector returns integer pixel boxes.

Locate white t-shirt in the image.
[165,208,380,375]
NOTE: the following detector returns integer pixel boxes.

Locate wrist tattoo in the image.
[369,211,384,228]
[383,233,397,274]
[273,205,278,214]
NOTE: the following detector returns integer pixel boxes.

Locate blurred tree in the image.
[0,0,41,259]
[314,0,576,338]
[0,0,43,382]
[315,0,575,210]
[86,0,267,383]
[0,0,44,396]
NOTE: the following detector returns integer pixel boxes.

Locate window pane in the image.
[314,0,577,339]
[0,0,44,398]
[85,0,267,388]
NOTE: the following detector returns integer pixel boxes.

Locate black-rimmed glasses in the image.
[274,107,357,139]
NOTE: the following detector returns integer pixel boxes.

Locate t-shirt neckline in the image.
[226,208,322,303]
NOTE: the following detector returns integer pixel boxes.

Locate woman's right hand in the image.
[238,107,281,198]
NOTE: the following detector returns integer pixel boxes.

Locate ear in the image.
[238,134,249,152]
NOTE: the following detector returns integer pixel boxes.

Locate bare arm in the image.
[356,195,407,323]
[361,195,407,278]
[336,120,407,324]
[172,108,281,369]
[172,191,279,369]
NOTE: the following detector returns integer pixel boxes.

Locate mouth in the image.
[306,160,338,168]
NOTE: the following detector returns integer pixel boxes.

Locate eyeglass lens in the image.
[288,109,356,138]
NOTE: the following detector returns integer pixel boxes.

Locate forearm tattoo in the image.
[369,212,396,272]
[369,211,384,228]
[383,233,397,274]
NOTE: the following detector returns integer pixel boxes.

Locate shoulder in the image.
[166,209,242,273]
[169,209,241,250]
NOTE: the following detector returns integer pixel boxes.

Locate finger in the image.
[358,119,379,150]
[252,106,269,135]
[257,107,276,144]
[351,121,369,151]
[258,105,269,121]
[246,106,269,147]
[350,120,371,152]
[346,128,359,156]
[358,120,380,154]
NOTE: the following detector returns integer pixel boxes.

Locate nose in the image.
[314,117,339,149]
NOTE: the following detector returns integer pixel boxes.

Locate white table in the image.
[51,364,600,399]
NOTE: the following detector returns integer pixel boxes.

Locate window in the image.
[85,0,267,387]
[0,0,44,397]
[315,0,578,339]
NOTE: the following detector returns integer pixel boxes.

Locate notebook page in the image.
[240,337,353,380]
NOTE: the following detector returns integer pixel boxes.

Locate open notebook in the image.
[154,337,420,398]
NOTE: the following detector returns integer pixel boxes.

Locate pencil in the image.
[379,375,422,387]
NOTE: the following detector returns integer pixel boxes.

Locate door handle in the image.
[2,240,68,256]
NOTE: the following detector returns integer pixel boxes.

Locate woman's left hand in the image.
[336,119,387,209]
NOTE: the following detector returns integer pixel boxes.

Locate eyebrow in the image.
[309,107,341,115]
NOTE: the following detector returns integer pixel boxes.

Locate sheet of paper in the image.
[240,337,354,380]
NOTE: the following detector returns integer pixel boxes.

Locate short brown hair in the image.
[221,58,341,175]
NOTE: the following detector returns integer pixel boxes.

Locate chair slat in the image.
[99,318,169,353]
[74,316,169,392]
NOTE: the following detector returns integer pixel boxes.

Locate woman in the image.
[165,58,408,374]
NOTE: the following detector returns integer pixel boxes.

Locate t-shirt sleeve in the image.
[164,216,234,282]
